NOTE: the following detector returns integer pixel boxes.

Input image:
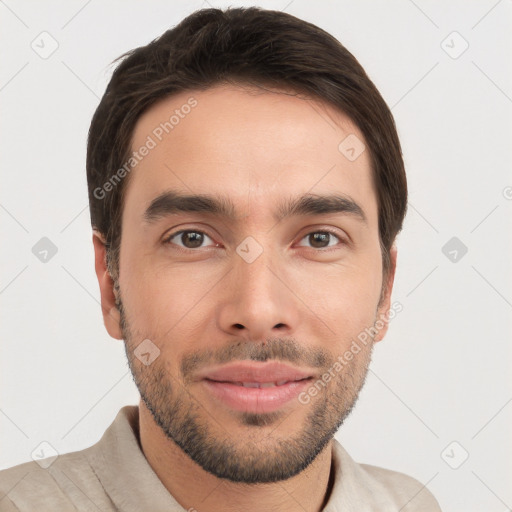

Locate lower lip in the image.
[201,378,312,413]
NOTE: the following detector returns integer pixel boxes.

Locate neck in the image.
[138,400,335,512]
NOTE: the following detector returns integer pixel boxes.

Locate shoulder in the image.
[330,440,442,511]
[0,406,139,512]
[359,462,442,511]
[0,447,112,512]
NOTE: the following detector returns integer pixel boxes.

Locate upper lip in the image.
[197,361,315,384]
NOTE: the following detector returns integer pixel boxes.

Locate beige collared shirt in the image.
[0,405,441,511]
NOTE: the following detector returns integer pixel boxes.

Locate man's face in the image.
[97,84,395,483]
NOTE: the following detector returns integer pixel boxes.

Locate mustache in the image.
[180,337,330,381]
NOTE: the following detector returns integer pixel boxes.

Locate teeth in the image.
[238,381,290,388]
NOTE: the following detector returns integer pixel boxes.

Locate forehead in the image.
[124,83,377,224]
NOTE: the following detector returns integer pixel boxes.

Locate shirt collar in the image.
[86,405,185,511]
[85,405,382,512]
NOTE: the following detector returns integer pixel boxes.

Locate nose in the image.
[217,245,301,343]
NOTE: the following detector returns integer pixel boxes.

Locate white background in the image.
[1,1,511,510]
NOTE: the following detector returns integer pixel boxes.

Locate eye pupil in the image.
[169,230,338,251]
[182,231,203,248]
[309,232,330,248]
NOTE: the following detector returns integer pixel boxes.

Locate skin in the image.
[93,83,397,512]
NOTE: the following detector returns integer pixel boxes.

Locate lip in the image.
[201,378,312,413]
[196,361,315,414]
[196,361,315,384]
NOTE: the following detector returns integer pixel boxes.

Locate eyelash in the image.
[163,228,346,252]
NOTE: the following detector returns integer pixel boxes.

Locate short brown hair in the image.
[87,6,407,282]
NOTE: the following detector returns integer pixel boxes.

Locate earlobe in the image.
[374,245,398,343]
[109,305,121,324]
[92,230,123,340]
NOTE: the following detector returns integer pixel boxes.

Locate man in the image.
[0,6,442,511]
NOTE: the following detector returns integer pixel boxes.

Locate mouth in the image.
[204,377,313,388]
[196,360,316,384]
[196,361,317,414]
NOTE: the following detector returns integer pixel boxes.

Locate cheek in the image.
[299,258,382,338]
[120,251,212,341]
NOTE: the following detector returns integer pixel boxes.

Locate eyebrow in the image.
[143,190,367,225]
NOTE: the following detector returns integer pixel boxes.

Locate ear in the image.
[373,244,398,343]
[92,230,123,340]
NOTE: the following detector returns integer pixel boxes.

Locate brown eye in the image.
[297,231,342,249]
[165,230,215,249]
